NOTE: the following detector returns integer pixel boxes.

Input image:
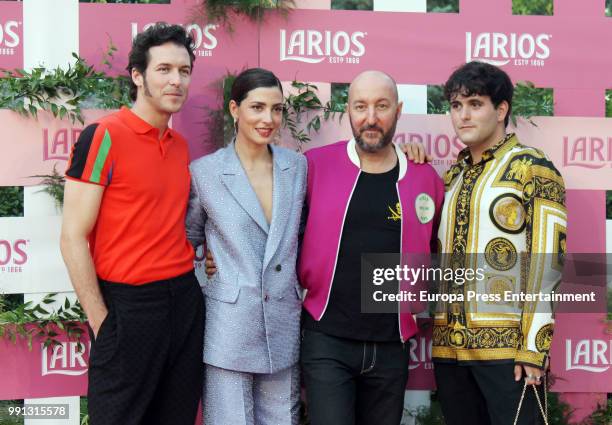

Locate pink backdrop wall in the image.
[0,1,23,71]
[0,0,609,421]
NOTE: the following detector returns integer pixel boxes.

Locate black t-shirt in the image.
[303,162,401,341]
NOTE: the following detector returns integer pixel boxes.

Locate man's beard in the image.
[351,117,398,153]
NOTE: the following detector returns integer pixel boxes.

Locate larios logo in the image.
[563,136,612,169]
[565,339,611,372]
[131,23,218,57]
[408,336,433,371]
[0,239,28,273]
[0,20,21,56]
[280,29,366,64]
[394,132,464,166]
[41,342,90,376]
[466,32,551,67]
[43,128,82,162]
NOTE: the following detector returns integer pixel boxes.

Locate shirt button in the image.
[275,264,282,272]
[264,294,269,302]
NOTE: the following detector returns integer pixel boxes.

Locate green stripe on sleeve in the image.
[90,129,112,184]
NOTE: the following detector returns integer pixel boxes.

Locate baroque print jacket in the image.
[433,134,567,369]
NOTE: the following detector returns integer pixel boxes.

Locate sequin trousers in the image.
[202,363,301,425]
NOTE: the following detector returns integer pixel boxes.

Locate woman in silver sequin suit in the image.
[186,68,307,425]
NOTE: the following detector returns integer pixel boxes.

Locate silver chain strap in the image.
[513,375,548,425]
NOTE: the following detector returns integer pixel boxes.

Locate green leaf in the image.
[28,104,38,117]
[36,305,49,315]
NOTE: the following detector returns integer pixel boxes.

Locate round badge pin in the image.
[415,193,435,224]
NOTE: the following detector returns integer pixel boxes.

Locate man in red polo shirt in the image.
[60,24,203,425]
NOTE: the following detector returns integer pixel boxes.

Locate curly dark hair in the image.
[444,61,513,127]
[126,23,196,101]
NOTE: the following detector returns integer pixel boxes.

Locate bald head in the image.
[347,70,402,154]
[348,70,399,104]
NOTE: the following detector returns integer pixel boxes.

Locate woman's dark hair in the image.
[444,61,514,127]
[126,23,196,101]
[230,68,283,105]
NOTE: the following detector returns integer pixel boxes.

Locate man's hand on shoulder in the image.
[398,142,433,164]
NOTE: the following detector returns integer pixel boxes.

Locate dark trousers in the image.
[300,329,410,425]
[434,362,546,425]
[87,271,204,425]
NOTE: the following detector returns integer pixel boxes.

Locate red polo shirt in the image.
[65,107,194,284]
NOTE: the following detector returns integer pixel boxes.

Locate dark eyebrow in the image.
[249,101,284,107]
[155,62,192,70]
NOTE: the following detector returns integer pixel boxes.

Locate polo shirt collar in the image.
[119,106,173,139]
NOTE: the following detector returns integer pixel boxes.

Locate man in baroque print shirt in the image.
[433,61,567,425]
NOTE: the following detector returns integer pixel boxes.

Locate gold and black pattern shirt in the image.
[434,134,567,368]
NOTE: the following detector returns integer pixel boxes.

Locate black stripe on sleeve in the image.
[66,123,100,180]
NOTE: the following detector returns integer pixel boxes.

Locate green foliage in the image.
[607,0,611,16]
[330,83,349,111]
[513,0,553,15]
[582,398,612,425]
[207,74,347,149]
[547,391,572,425]
[0,53,131,124]
[0,293,87,351]
[427,0,459,13]
[510,82,553,125]
[606,90,612,117]
[0,400,24,425]
[31,165,66,209]
[607,191,612,220]
[427,81,553,124]
[0,294,24,314]
[197,0,294,27]
[331,0,373,10]
[80,397,89,425]
[427,85,449,114]
[411,399,446,424]
[0,186,23,217]
[406,391,574,425]
[283,80,346,149]
[204,71,238,148]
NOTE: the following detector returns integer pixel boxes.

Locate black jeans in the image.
[434,362,546,425]
[300,329,410,425]
[87,271,204,425]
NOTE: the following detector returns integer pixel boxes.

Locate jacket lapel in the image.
[263,145,295,269]
[219,143,270,234]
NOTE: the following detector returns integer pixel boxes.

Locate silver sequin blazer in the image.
[186,142,307,373]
